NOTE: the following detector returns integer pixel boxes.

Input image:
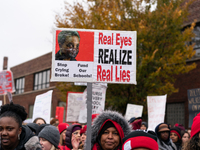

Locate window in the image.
[34,69,50,90]
[192,26,200,57]
[166,103,185,127]
[15,77,25,94]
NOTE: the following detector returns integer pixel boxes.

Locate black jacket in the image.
[65,124,82,149]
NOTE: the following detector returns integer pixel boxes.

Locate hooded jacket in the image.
[91,110,131,150]
[0,125,34,150]
[155,123,177,150]
[59,124,82,150]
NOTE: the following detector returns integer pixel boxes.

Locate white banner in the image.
[32,90,53,124]
[124,103,143,121]
[147,95,167,131]
[51,28,137,84]
[78,83,107,123]
[66,92,83,122]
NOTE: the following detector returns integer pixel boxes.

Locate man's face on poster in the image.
[61,35,80,59]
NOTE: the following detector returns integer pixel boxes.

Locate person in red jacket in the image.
[91,110,131,150]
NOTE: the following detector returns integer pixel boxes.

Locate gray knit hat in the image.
[38,125,60,148]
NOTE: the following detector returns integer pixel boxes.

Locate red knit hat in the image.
[191,113,200,138]
[80,125,87,135]
[58,123,69,134]
[130,119,142,130]
[122,131,158,150]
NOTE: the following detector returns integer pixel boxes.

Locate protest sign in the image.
[0,70,15,95]
[56,106,64,123]
[66,92,83,122]
[187,88,200,127]
[147,95,167,131]
[78,83,107,123]
[51,28,137,84]
[32,90,53,124]
[124,103,143,121]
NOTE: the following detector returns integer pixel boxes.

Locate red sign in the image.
[55,106,64,123]
[0,70,15,95]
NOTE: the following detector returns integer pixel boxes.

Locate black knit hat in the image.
[27,123,39,134]
[38,125,60,148]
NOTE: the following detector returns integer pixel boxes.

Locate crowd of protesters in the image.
[0,102,198,150]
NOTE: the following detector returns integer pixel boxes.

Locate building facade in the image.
[0,52,65,120]
[166,0,200,128]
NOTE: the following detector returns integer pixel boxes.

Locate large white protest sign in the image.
[147,95,167,131]
[78,83,107,123]
[32,90,53,124]
[51,28,137,84]
[125,103,143,121]
[66,92,83,122]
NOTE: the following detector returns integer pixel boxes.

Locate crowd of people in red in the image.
[0,102,198,150]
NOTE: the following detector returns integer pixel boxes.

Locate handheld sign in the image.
[78,83,107,123]
[0,70,15,95]
[51,28,137,84]
[32,90,53,124]
[187,88,200,127]
[147,95,167,131]
[55,106,64,123]
[66,92,83,122]
[125,103,143,121]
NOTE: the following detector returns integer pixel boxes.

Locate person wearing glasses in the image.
[55,30,80,61]
[59,124,82,150]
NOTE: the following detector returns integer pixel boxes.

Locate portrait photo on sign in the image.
[55,30,94,62]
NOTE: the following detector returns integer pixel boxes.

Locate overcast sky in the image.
[0,0,86,70]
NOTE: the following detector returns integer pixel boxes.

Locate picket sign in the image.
[50,28,137,150]
[0,70,15,105]
[51,28,137,84]
[125,103,143,121]
[147,95,167,131]
[32,90,53,124]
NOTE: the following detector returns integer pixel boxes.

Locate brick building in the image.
[166,0,200,128]
[0,52,65,120]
